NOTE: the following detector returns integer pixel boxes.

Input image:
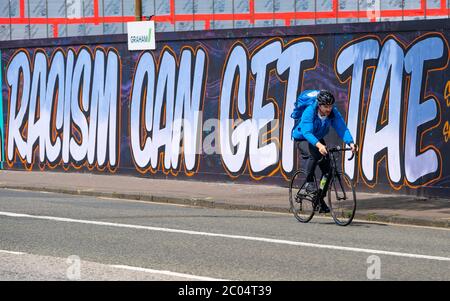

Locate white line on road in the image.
[109,265,231,281]
[4,187,449,231]
[1,210,449,262]
[0,248,228,281]
[97,197,194,207]
[0,250,26,255]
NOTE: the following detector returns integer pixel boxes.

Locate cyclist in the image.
[292,90,357,213]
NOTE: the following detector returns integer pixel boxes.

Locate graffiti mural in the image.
[4,47,120,171]
[1,20,450,197]
[0,49,3,169]
[129,46,207,175]
[336,33,449,190]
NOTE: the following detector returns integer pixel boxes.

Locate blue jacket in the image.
[292,102,354,146]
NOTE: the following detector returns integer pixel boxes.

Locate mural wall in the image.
[1,20,450,197]
[0,50,3,169]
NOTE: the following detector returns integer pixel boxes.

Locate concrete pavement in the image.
[0,170,449,228]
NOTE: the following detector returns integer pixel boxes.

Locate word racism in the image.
[6,48,120,170]
[3,32,449,191]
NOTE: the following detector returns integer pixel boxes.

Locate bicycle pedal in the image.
[297,193,311,201]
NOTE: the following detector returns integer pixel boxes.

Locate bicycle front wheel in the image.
[327,173,356,226]
[289,170,315,223]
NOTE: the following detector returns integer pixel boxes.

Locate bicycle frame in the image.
[289,144,357,225]
[311,146,354,208]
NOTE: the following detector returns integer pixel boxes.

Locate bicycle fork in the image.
[330,153,348,201]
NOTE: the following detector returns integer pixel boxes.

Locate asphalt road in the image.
[0,188,448,281]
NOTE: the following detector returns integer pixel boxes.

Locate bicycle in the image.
[289,145,358,226]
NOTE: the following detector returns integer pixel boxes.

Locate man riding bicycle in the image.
[292,90,357,213]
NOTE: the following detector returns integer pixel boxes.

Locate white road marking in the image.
[4,187,449,231]
[97,197,194,207]
[1,210,449,262]
[3,188,34,193]
[0,248,227,281]
[109,265,231,281]
[0,250,26,255]
[3,186,448,231]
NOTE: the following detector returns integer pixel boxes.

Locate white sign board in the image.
[127,21,156,51]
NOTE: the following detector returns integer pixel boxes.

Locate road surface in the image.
[0,188,448,281]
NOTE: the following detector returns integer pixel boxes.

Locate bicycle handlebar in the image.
[328,145,355,160]
[327,145,353,152]
[317,145,358,162]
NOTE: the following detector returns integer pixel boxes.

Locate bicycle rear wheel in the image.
[289,170,315,223]
[327,173,356,226]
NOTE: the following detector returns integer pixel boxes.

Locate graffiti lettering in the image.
[2,27,450,197]
[0,49,4,169]
[219,39,316,176]
[444,121,450,143]
[362,38,403,184]
[336,38,380,180]
[219,43,252,174]
[445,81,450,107]
[277,39,317,174]
[404,36,445,184]
[6,48,120,169]
[130,47,207,174]
[337,34,448,186]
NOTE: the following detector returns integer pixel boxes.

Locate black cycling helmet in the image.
[317,90,335,105]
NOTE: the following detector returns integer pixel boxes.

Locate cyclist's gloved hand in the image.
[316,142,328,156]
[350,143,358,154]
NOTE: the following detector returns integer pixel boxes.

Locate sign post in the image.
[135,0,142,21]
